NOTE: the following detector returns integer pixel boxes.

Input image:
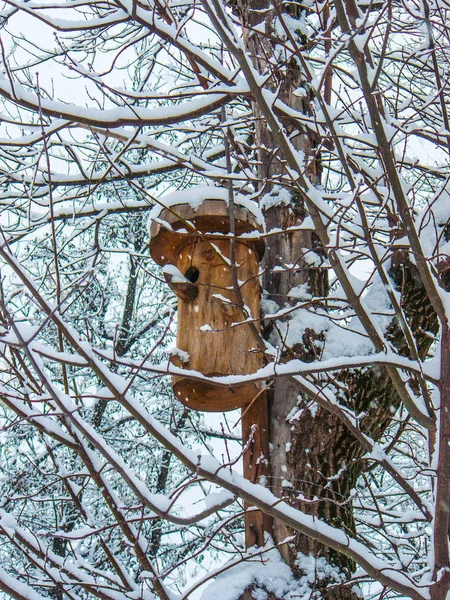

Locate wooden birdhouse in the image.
[149,190,265,412]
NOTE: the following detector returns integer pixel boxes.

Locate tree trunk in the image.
[236,2,440,599]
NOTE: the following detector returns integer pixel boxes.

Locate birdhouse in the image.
[149,190,265,412]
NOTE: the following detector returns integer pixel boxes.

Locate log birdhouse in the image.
[149,191,265,412]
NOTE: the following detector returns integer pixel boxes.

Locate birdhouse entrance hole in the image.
[149,194,265,412]
[184,266,200,283]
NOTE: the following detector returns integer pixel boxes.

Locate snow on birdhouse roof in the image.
[149,185,264,228]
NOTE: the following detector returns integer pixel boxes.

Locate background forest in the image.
[0,1,448,600]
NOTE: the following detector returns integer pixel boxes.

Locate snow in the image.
[353,31,371,52]
[0,564,51,600]
[0,70,231,129]
[417,187,450,262]
[167,347,190,363]
[148,185,264,227]
[0,7,441,597]
[201,545,298,600]
[204,490,235,511]
[97,348,433,390]
[1,322,40,345]
[200,545,351,600]
[212,293,233,304]
[288,284,311,300]
[0,508,145,600]
[269,273,395,362]
[295,553,345,589]
[260,185,292,211]
[163,264,189,283]
[194,446,430,598]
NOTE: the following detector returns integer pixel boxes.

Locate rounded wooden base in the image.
[173,376,260,412]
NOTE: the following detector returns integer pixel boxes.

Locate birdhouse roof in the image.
[148,185,264,225]
[149,187,265,266]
